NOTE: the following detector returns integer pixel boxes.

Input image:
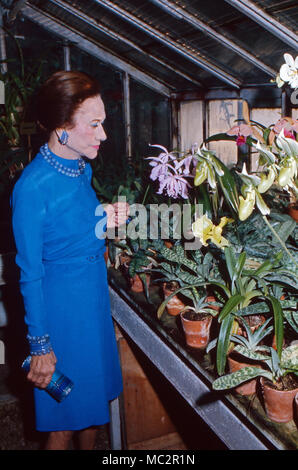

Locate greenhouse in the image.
[0,0,297,453]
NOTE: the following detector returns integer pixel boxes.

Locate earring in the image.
[58,130,69,145]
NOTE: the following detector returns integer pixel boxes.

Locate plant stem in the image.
[141,184,150,206]
[262,215,298,268]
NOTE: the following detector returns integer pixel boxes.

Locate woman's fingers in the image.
[27,353,56,389]
[106,202,130,228]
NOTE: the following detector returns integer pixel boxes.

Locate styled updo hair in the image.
[35,70,101,134]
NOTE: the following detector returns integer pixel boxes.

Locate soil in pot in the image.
[260,375,298,423]
[180,310,212,349]
[163,282,185,316]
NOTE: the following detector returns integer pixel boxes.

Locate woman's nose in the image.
[98,124,107,142]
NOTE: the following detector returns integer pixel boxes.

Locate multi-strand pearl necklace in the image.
[40,143,86,177]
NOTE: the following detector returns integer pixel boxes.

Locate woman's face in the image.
[64,94,107,159]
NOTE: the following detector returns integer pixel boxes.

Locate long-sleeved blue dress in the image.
[11,146,123,432]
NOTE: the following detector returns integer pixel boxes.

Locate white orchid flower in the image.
[279,53,298,89]
[276,128,298,158]
[257,166,277,193]
[254,140,276,164]
[236,163,261,187]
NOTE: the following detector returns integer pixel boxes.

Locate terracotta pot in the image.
[130,273,150,293]
[180,311,212,349]
[164,240,173,249]
[162,282,185,316]
[260,377,298,423]
[295,393,298,425]
[237,314,266,337]
[120,253,131,266]
[205,296,220,313]
[228,356,257,396]
[288,203,298,222]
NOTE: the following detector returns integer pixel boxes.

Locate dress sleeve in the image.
[11,177,53,354]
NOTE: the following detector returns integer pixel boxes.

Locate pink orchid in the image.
[173,155,196,176]
[236,135,247,146]
[147,155,172,181]
[226,123,253,137]
[272,119,297,139]
[157,172,191,199]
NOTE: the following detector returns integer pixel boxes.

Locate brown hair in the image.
[35,70,101,133]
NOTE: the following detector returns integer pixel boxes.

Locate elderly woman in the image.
[11,71,128,450]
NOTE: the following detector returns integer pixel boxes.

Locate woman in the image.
[11,71,128,450]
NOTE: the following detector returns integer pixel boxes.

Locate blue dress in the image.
[11,147,123,431]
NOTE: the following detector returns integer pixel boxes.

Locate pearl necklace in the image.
[40,144,86,177]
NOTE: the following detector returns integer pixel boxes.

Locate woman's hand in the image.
[27,351,57,389]
[106,202,130,229]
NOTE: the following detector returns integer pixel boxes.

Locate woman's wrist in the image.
[27,334,53,356]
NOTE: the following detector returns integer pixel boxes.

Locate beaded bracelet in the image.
[26,334,53,356]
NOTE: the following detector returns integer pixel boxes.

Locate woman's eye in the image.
[91,123,99,128]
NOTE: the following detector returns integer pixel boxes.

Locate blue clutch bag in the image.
[22,355,74,403]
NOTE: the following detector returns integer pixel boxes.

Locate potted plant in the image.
[226,317,273,395]
[205,245,289,377]
[154,243,221,317]
[212,344,298,423]
[179,296,218,349]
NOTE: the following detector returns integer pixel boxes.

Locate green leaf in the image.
[205,133,236,143]
[234,345,270,361]
[216,315,235,375]
[218,294,245,322]
[266,295,284,359]
[213,367,271,390]
[213,155,239,213]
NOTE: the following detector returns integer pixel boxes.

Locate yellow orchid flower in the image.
[238,189,256,221]
[194,162,208,186]
[192,215,233,249]
[257,167,276,193]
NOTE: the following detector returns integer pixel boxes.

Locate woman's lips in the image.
[92,145,100,149]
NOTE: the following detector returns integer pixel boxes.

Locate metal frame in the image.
[47,0,204,88]
[224,0,298,50]
[94,0,242,88]
[22,4,172,97]
[150,0,277,77]
[108,283,285,450]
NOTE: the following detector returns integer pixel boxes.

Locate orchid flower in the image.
[146,145,195,199]
[237,164,270,220]
[276,128,298,159]
[272,118,298,139]
[279,53,298,90]
[227,123,253,136]
[191,214,233,249]
[193,145,224,189]
[257,167,277,194]
[157,169,192,199]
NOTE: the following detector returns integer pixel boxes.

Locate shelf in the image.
[108,269,298,450]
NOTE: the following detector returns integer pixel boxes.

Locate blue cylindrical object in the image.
[22,355,74,402]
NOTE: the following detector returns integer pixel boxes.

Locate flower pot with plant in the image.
[154,243,222,319]
[179,297,218,349]
[213,344,298,423]
[227,317,273,395]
